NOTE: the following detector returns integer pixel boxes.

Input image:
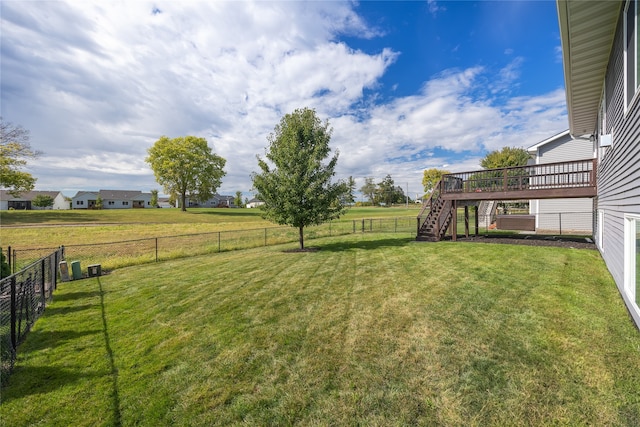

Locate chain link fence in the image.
[6,217,416,273]
[1,247,64,385]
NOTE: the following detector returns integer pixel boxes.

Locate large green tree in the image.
[146,136,226,212]
[0,117,40,197]
[480,146,530,169]
[422,168,450,196]
[251,107,349,249]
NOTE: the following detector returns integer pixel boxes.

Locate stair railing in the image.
[417,180,442,234]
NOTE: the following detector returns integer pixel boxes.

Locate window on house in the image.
[123,201,129,206]
[626,0,640,108]
[624,215,640,309]
[108,201,114,205]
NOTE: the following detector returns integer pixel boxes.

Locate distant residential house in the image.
[179,194,236,208]
[0,190,69,210]
[157,197,173,208]
[527,130,596,234]
[246,198,264,208]
[557,1,640,327]
[72,190,153,209]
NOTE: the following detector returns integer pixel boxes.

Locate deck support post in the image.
[474,205,479,236]
[464,206,469,238]
[452,200,457,241]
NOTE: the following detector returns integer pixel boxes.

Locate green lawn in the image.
[1,234,639,426]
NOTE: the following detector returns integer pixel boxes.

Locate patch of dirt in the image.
[450,234,597,250]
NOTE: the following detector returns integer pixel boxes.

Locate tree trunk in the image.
[298,226,304,249]
[181,193,187,212]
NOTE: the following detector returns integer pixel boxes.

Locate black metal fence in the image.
[6,217,416,273]
[1,247,64,385]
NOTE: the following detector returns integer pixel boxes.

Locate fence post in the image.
[395,218,397,233]
[10,276,16,352]
[362,219,365,233]
[41,258,46,304]
[329,221,332,236]
[264,228,267,246]
[559,213,562,235]
[353,220,356,234]
[155,238,159,262]
[7,246,11,274]
[218,232,221,252]
[11,247,16,274]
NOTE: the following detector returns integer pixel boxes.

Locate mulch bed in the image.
[448,234,597,250]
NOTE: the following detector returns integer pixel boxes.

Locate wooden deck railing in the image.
[439,158,596,199]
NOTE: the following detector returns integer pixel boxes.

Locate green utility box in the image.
[70,261,82,280]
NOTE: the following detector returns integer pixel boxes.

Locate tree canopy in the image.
[146,136,226,212]
[0,117,40,197]
[251,107,349,249]
[480,146,530,169]
[422,168,450,196]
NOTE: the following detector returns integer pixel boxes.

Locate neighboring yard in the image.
[0,207,420,248]
[1,233,638,426]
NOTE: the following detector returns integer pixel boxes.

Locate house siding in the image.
[530,133,595,233]
[597,10,640,326]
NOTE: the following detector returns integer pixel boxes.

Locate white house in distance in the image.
[557,0,640,327]
[72,190,153,209]
[527,130,596,234]
[0,190,69,210]
[246,198,264,208]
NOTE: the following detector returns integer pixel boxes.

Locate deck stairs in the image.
[478,200,496,223]
[416,187,453,242]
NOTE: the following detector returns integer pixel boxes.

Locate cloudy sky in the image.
[1,0,568,200]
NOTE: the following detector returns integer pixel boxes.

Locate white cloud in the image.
[1,0,567,200]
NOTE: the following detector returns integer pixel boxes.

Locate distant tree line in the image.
[359,174,408,206]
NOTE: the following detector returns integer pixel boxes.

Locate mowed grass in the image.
[0,207,419,249]
[1,233,639,426]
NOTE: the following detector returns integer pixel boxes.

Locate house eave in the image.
[557,0,621,137]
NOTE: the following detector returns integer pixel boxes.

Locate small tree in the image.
[146,136,226,212]
[422,168,450,196]
[234,191,244,208]
[251,107,349,249]
[32,194,54,208]
[376,174,397,206]
[0,117,41,196]
[95,195,103,210]
[150,189,159,208]
[481,146,530,169]
[360,177,377,205]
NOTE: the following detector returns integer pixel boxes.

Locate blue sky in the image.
[1,0,568,201]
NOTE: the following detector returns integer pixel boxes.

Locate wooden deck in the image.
[440,158,596,201]
[416,159,597,242]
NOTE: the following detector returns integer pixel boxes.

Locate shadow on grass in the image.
[318,237,413,252]
[97,277,122,427]
[43,304,98,317]
[0,365,95,402]
[53,291,102,302]
[0,212,104,225]
[18,329,102,353]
